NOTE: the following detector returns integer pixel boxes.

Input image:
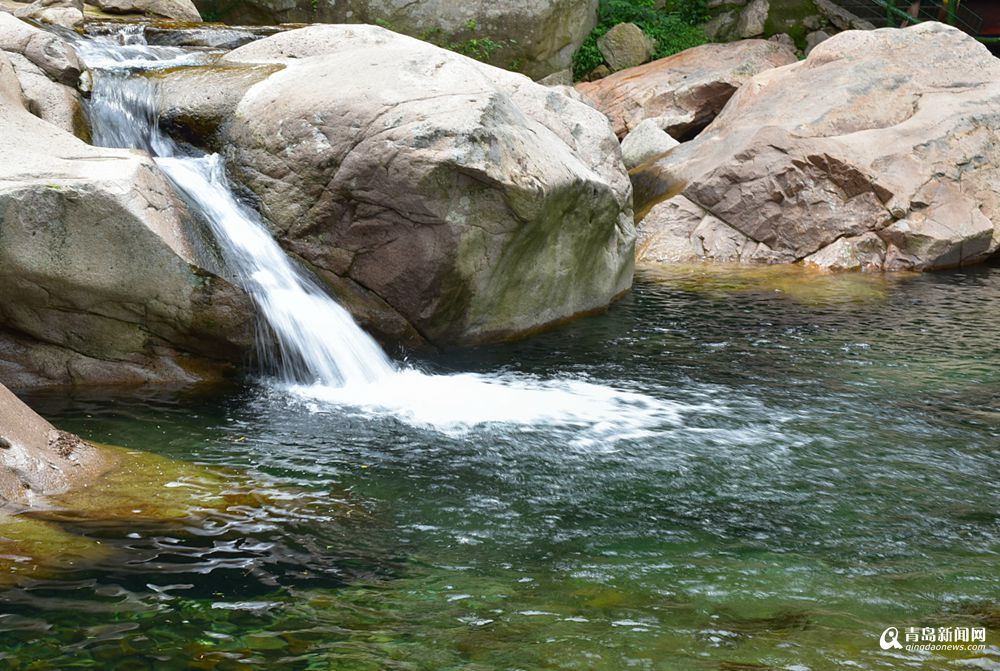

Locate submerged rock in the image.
[634,23,1000,272]
[0,381,108,506]
[0,48,256,388]
[576,40,797,139]
[144,25,259,49]
[166,25,633,347]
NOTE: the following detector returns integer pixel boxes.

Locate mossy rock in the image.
[764,0,820,49]
[0,512,109,586]
[1,443,360,586]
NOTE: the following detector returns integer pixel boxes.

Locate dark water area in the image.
[5,263,1000,670]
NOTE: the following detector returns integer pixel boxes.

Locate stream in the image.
[0,26,998,671]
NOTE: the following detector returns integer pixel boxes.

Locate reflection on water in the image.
[636,262,910,304]
[5,263,1000,670]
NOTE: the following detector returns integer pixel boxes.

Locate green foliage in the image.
[572,0,708,80]
[672,0,710,25]
[413,21,515,64]
[449,35,510,61]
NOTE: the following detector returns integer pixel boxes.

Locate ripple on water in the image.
[5,262,1000,669]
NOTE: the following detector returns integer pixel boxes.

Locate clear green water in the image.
[4,264,1000,670]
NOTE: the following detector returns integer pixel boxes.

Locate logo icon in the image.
[880,627,903,650]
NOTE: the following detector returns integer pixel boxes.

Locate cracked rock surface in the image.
[633,23,1000,272]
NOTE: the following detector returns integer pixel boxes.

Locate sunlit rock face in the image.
[634,23,1000,272]
[197,25,635,347]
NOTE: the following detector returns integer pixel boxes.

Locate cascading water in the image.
[76,27,680,434]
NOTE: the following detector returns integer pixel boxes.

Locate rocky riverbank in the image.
[630,22,1000,272]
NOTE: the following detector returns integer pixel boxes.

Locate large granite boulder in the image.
[174,25,633,347]
[5,51,88,138]
[0,382,109,507]
[576,40,797,139]
[0,50,256,388]
[633,24,1000,272]
[189,0,597,79]
[88,0,202,21]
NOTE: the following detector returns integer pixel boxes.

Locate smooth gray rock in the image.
[805,30,831,55]
[735,0,769,38]
[537,68,572,87]
[704,10,737,41]
[620,118,679,170]
[768,33,796,52]
[814,0,875,30]
[151,61,282,148]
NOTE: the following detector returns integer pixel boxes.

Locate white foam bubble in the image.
[283,368,683,439]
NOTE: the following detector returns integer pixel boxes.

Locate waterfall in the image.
[81,33,394,388]
[75,27,674,435]
[158,156,396,387]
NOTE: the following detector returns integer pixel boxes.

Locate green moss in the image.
[0,444,359,587]
[763,0,820,49]
[573,0,708,80]
[0,513,109,587]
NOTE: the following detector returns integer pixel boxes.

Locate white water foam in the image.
[285,370,680,437]
[80,28,678,437]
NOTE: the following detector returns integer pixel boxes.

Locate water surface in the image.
[6,263,1000,671]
